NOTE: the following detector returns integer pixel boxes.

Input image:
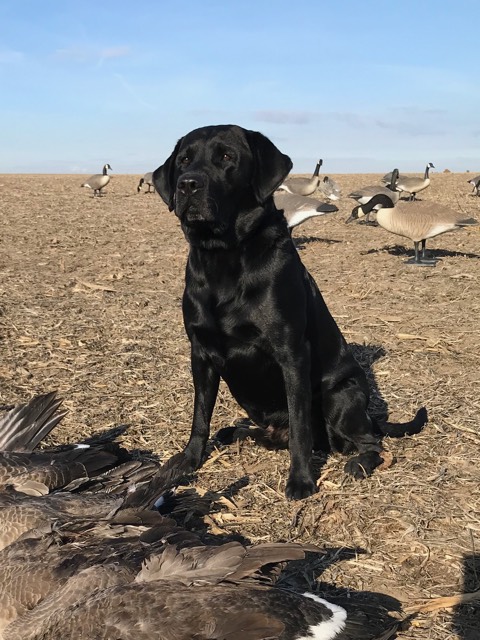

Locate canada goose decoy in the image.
[11,541,385,640]
[346,193,479,266]
[273,190,338,234]
[278,159,323,196]
[394,163,435,201]
[467,175,480,195]
[81,164,112,197]
[318,175,341,201]
[381,169,407,185]
[348,169,400,226]
[137,172,155,194]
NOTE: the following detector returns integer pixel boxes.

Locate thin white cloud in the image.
[55,44,131,64]
[0,49,24,63]
[253,110,314,125]
[114,73,155,110]
[97,46,131,67]
[100,46,130,59]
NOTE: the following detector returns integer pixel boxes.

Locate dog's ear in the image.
[244,130,293,204]
[153,137,184,211]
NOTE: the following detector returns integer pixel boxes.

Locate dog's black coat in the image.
[153,125,426,499]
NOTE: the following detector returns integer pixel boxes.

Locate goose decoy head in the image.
[345,205,362,224]
[103,164,113,173]
[345,193,395,223]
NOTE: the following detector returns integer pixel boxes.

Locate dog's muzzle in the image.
[176,172,215,225]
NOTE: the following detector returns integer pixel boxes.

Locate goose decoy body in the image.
[278,159,323,196]
[273,190,338,233]
[393,163,435,201]
[467,175,480,195]
[346,193,479,266]
[81,164,112,197]
[318,175,341,201]
[8,541,382,640]
[348,169,400,226]
[381,169,407,185]
[137,171,155,193]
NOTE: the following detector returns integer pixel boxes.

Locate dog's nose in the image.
[177,174,205,195]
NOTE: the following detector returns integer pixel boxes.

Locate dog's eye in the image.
[180,156,190,166]
[222,153,232,162]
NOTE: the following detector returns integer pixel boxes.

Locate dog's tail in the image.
[374,407,428,438]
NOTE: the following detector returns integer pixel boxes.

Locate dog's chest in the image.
[184,257,269,366]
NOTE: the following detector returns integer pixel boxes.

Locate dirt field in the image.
[1,171,479,638]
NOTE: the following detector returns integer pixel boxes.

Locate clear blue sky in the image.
[1,0,479,173]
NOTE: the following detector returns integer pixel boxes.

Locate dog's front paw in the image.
[285,476,318,500]
[344,452,383,479]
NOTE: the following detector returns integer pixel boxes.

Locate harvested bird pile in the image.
[2,394,391,639]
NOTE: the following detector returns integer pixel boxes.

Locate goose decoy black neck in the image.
[312,159,323,177]
[424,162,435,178]
[345,193,395,224]
[386,168,400,192]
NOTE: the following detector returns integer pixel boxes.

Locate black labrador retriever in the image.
[153,124,426,500]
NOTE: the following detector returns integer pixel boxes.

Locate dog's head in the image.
[153,125,292,247]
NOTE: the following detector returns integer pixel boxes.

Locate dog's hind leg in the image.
[344,450,384,479]
[325,386,384,479]
[340,414,384,479]
[343,407,428,478]
[216,423,290,450]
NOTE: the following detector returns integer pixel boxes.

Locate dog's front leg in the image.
[280,345,318,500]
[184,340,220,470]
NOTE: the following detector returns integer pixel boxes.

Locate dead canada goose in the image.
[273,190,338,233]
[467,175,480,195]
[346,193,479,266]
[0,412,132,496]
[5,541,370,640]
[0,496,206,637]
[11,542,387,640]
[0,450,196,551]
[348,168,400,226]
[137,171,155,194]
[0,393,138,496]
[0,457,164,551]
[0,392,66,452]
[278,159,323,196]
[318,175,341,201]
[81,164,112,197]
[394,163,435,201]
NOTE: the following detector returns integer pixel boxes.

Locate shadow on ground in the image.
[363,244,480,260]
[452,554,480,640]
